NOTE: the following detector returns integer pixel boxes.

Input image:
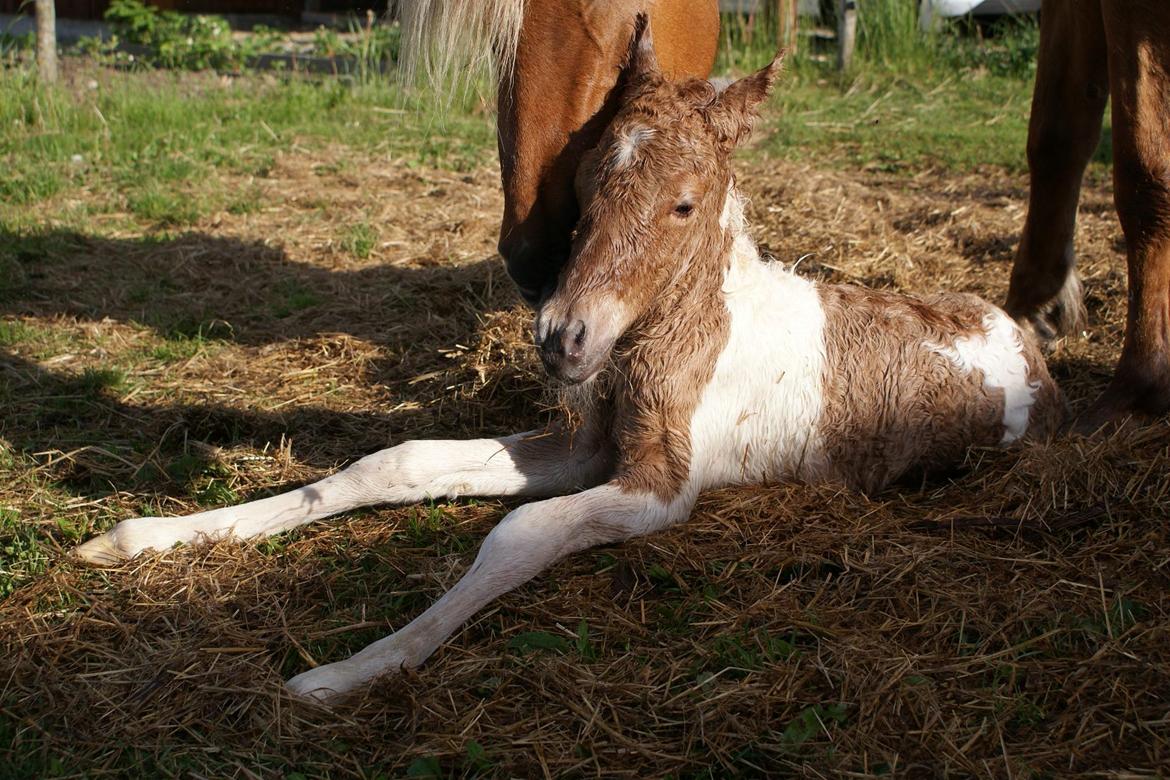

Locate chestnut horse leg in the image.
[1081,2,1170,427]
[1004,0,1108,341]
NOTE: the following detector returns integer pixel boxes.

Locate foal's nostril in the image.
[567,320,587,358]
[538,319,588,374]
[538,324,566,363]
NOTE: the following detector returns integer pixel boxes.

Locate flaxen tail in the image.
[397,0,526,95]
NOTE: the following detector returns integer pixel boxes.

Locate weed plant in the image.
[75,0,399,77]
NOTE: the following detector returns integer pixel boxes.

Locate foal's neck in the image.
[606,207,739,500]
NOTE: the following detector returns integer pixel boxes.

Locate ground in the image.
[0,60,1168,778]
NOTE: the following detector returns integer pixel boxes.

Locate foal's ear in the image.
[707,51,785,148]
[624,13,660,83]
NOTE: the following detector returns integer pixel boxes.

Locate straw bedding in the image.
[1,145,1166,777]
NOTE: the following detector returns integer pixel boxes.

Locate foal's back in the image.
[817,283,1062,492]
[690,251,1062,495]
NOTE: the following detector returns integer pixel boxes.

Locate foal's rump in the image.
[816,284,1062,492]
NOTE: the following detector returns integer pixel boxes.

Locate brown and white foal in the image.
[76,39,1061,702]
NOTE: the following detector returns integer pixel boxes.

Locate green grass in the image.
[0,317,80,359]
[403,502,453,545]
[127,185,208,225]
[762,70,1037,173]
[0,320,39,346]
[0,508,49,598]
[226,184,265,215]
[718,4,1040,78]
[77,366,129,394]
[713,7,1100,175]
[146,328,222,362]
[0,67,495,229]
[342,221,379,259]
[271,280,323,318]
[0,14,1100,235]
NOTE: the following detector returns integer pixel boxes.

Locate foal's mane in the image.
[397,0,526,95]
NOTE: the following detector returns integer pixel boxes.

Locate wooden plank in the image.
[36,0,58,83]
[836,0,856,70]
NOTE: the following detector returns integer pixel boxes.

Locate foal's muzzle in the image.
[538,318,591,382]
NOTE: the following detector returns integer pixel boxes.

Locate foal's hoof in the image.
[286,663,359,704]
[73,517,167,566]
[74,531,131,567]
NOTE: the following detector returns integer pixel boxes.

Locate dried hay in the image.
[0,147,1167,777]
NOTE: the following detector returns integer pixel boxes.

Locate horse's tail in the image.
[397,0,526,94]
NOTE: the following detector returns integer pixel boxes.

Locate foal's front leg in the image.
[74,428,610,565]
[285,482,692,701]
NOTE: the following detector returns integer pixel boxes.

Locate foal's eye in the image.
[673,202,694,217]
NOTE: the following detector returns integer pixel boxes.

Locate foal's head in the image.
[535,25,783,383]
[497,1,719,306]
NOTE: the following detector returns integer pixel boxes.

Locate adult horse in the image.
[403,1,1170,428]
[398,0,720,306]
[1005,0,1170,427]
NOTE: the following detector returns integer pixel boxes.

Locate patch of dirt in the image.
[1,146,1167,778]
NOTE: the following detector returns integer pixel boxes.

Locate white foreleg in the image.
[74,430,609,565]
[284,482,692,701]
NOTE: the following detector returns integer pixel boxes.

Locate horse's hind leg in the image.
[74,428,611,565]
[1004,0,1108,341]
[1080,2,1170,427]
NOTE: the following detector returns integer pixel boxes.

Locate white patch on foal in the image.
[613,124,654,168]
[687,191,830,490]
[927,311,1040,444]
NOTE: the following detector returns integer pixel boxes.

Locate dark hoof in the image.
[1073,379,1170,435]
[1011,273,1086,346]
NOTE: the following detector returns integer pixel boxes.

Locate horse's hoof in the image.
[1012,273,1085,346]
[1072,406,1133,436]
[73,533,128,567]
[1073,379,1170,434]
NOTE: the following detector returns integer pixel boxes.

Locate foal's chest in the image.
[687,260,832,490]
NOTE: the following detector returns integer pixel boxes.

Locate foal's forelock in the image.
[535,49,783,383]
[549,163,738,343]
[558,100,740,298]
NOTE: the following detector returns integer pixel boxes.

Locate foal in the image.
[76,37,1061,702]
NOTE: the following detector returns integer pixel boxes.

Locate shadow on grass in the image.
[0,346,409,496]
[0,226,545,498]
[0,226,514,354]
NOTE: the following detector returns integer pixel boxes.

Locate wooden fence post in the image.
[836,0,857,71]
[35,0,58,84]
[777,0,799,54]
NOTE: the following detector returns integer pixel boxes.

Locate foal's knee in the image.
[336,440,434,500]
[471,502,564,583]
